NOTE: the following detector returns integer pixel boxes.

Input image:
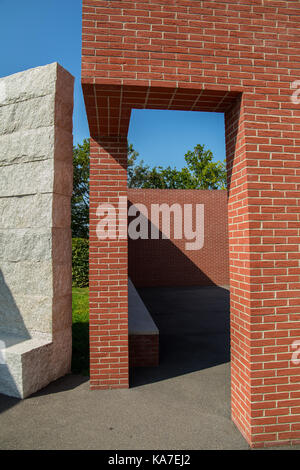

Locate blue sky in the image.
[0,0,226,169]
[128,110,225,169]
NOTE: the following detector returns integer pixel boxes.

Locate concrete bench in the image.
[0,329,71,398]
[128,278,159,367]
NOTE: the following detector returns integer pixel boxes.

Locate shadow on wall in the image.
[0,270,31,338]
[127,209,230,387]
[0,270,30,412]
[128,197,229,287]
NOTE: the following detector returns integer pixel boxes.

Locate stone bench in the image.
[0,330,70,398]
[128,278,159,367]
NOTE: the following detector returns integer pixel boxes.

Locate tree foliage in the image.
[127,143,150,188]
[72,238,89,287]
[72,139,90,238]
[128,144,227,190]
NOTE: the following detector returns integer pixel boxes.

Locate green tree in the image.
[184,144,227,189]
[127,144,151,188]
[72,139,90,238]
[127,144,226,190]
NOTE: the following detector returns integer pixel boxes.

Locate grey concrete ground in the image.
[0,286,298,450]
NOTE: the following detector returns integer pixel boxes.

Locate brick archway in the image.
[82,0,300,448]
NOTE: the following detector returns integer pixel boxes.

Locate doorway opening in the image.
[126,108,231,394]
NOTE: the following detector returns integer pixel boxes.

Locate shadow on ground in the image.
[71,322,90,376]
[1,286,300,449]
[0,286,246,450]
[130,285,230,387]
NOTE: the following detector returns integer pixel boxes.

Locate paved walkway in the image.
[0,287,298,450]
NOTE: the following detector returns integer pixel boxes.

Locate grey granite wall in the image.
[0,63,74,398]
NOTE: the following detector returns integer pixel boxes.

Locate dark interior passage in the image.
[130,286,230,387]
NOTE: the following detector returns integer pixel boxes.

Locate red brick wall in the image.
[82,0,300,447]
[89,137,129,390]
[129,335,159,367]
[128,189,229,287]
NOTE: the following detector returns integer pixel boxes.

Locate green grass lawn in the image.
[72,287,89,376]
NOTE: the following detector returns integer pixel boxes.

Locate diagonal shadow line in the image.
[127,196,229,288]
[127,204,230,387]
